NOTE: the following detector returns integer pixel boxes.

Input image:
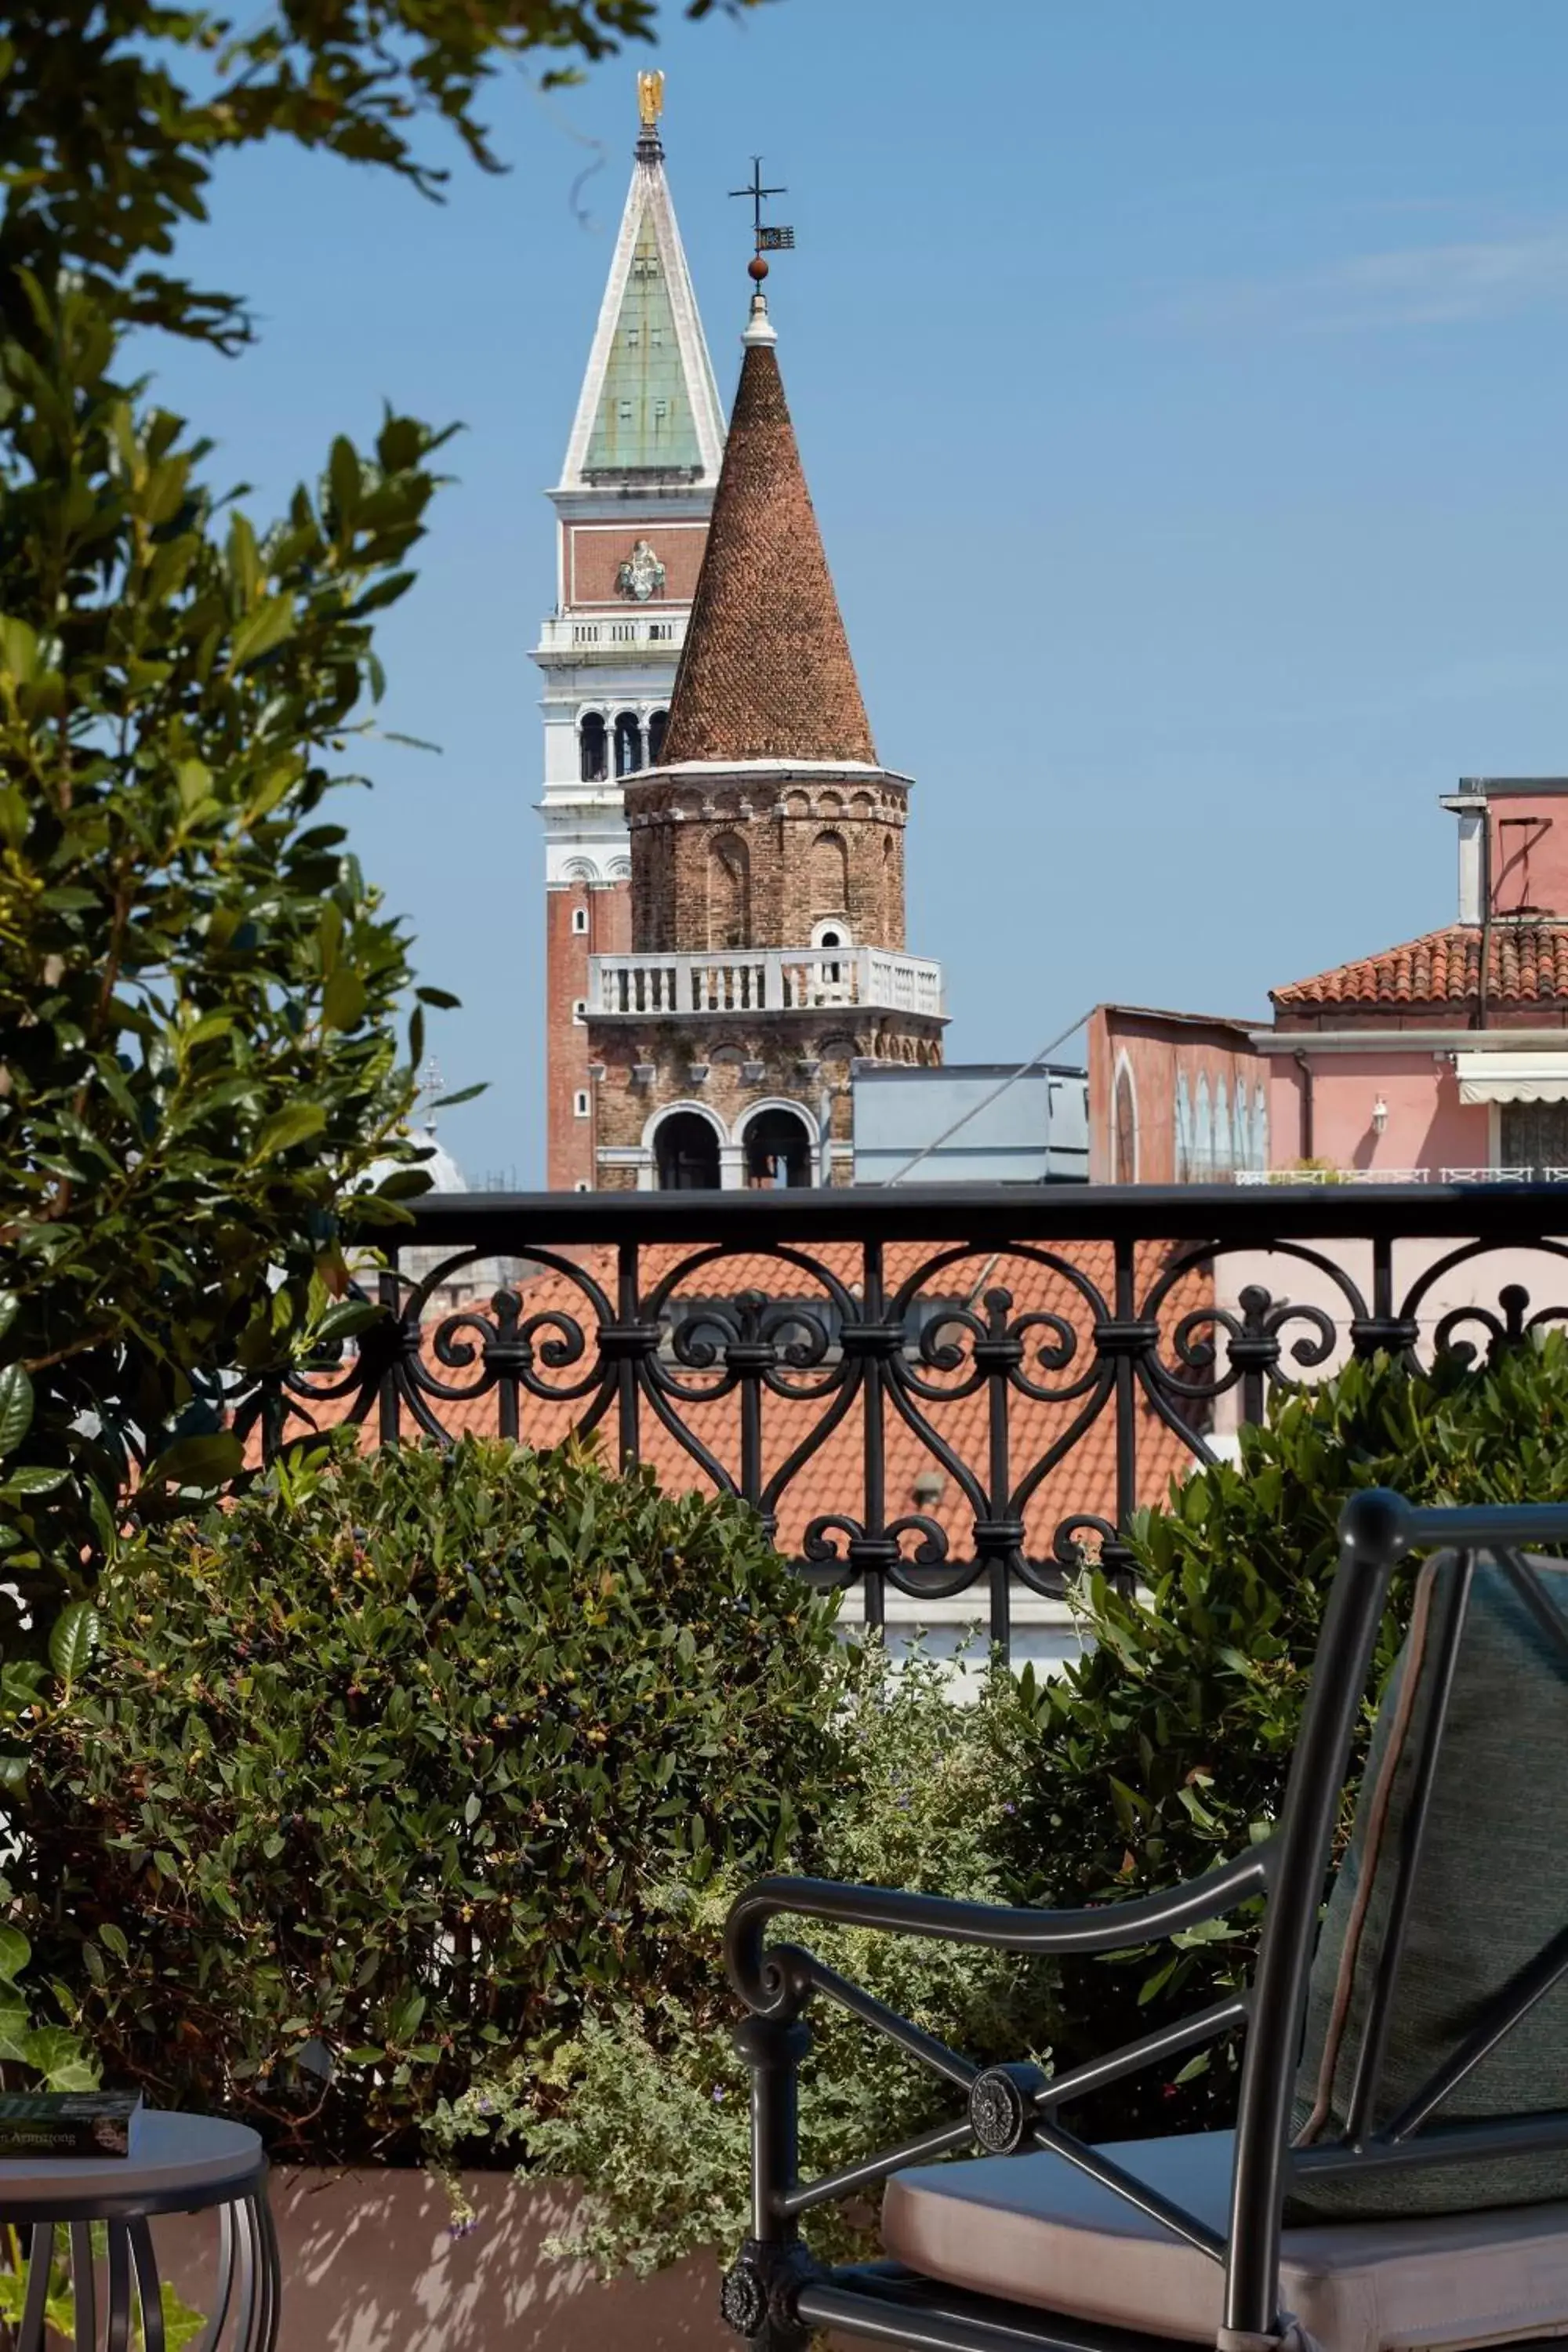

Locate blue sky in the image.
[142,0,1568,1181]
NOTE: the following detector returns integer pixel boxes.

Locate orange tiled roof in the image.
[273,1240,1214,1568]
[1272,921,1568,1011]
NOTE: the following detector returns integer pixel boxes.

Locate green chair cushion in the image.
[1290,1548,1568,2219]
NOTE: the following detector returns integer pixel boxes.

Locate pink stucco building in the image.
[1262,777,1568,1181]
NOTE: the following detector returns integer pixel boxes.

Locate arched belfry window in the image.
[579,713,607,783]
[613,712,643,779]
[648,708,669,765]
[745,1108,813,1189]
[655,1112,720,1191]
[708,833,751,949]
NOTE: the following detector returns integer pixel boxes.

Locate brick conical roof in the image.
[660,321,877,766]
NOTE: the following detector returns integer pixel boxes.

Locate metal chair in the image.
[720,1491,1568,2352]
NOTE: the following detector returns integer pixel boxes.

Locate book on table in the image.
[0,2093,143,2158]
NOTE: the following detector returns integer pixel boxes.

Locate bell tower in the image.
[583,236,946,1190]
[536,74,724,1189]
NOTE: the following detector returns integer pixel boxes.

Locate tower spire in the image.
[661,210,875,768]
[557,79,724,492]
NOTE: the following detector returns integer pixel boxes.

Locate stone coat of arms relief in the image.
[615,539,666,601]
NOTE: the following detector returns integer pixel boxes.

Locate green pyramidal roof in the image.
[585,219,702,474]
[559,127,724,492]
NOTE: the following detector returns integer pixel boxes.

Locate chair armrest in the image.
[725,1846,1273,2013]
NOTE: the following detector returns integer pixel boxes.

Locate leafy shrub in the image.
[494,1337,1568,2280]
[1000,1337,1568,2139]
[16,1435,844,2163]
[435,1646,1054,2277]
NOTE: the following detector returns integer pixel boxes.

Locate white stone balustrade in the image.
[589,946,946,1020]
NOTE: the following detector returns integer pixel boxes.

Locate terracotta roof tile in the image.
[1272,921,1568,1011]
[270,1241,1213,1576]
[659,339,877,768]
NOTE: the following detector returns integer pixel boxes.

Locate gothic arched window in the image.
[1215,1077,1231,1174]
[1195,1075,1214,1179]
[579,712,607,783]
[1112,1058,1138,1184]
[809,829,849,922]
[613,711,643,778]
[707,832,751,950]
[882,832,898,942]
[1254,1082,1269,1172]
[648,708,669,765]
[1174,1072,1192,1183]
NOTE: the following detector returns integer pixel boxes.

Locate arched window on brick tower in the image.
[648,708,669,765]
[613,711,643,778]
[882,832,897,943]
[708,833,751,949]
[579,712,608,783]
[745,1108,813,1189]
[810,829,850,927]
[655,1112,720,1191]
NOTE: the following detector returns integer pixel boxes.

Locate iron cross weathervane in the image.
[728,157,795,256]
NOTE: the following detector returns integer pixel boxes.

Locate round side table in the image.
[0,2111,278,2351]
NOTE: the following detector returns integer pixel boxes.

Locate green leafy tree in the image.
[0,276,454,1629]
[0,0,759,1625]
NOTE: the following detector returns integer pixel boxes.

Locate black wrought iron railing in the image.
[239,1183,1568,1661]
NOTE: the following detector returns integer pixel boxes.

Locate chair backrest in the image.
[1225,1492,1568,2339]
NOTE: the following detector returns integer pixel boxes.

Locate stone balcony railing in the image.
[588,946,946,1020]
[535,614,686,655]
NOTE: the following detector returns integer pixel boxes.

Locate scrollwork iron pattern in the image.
[233,1189,1568,1661]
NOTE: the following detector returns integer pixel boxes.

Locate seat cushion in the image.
[881,2130,1568,2352]
[1291,1550,1568,2219]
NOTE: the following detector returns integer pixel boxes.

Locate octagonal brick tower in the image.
[583,279,946,1190]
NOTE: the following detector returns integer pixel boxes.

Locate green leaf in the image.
[99,1923,129,1964]
[0,1925,31,1984]
[23,2027,97,2092]
[141,1433,242,1492]
[0,1294,17,1345]
[49,1600,100,1686]
[252,1102,328,1161]
[0,1464,68,1497]
[0,1363,33,1457]
[229,595,296,671]
[314,1299,381,1345]
[322,965,367,1033]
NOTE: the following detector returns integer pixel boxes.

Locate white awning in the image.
[1455,1051,1568,1105]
